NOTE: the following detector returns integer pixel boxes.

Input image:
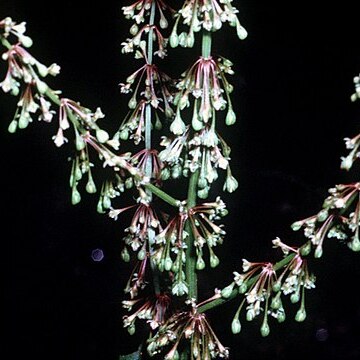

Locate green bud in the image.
[169,30,179,48]
[154,116,162,130]
[198,176,208,189]
[121,247,130,262]
[197,187,209,199]
[221,283,234,299]
[129,24,138,36]
[295,308,306,322]
[11,86,19,96]
[8,120,18,133]
[164,257,173,271]
[128,96,137,109]
[290,292,300,304]
[71,187,81,205]
[270,295,282,310]
[102,195,111,209]
[238,283,247,294]
[236,23,248,40]
[36,62,48,77]
[192,111,203,131]
[127,324,135,335]
[36,79,48,94]
[75,133,86,151]
[86,178,97,194]
[161,168,170,181]
[291,221,303,231]
[18,114,29,129]
[246,309,255,322]
[137,248,146,261]
[210,253,220,268]
[119,129,129,140]
[277,309,286,323]
[231,318,241,334]
[317,209,329,222]
[349,237,360,251]
[260,321,270,337]
[96,129,109,143]
[19,34,33,48]
[172,350,179,360]
[171,259,180,273]
[314,245,323,258]
[300,242,312,256]
[272,281,281,292]
[158,259,165,272]
[196,256,205,270]
[186,32,195,48]
[171,164,182,179]
[97,198,105,214]
[125,177,133,189]
[225,108,236,126]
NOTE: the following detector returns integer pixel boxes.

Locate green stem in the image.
[185,170,200,300]
[184,31,213,302]
[145,1,161,295]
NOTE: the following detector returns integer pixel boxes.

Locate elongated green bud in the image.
[8,120,18,133]
[164,257,173,271]
[127,324,135,335]
[137,248,146,261]
[121,247,130,262]
[71,186,81,205]
[210,253,220,268]
[196,256,205,270]
[260,321,270,337]
[295,308,306,322]
[225,107,236,126]
[86,176,97,194]
[169,29,179,48]
[221,283,234,298]
[231,318,241,334]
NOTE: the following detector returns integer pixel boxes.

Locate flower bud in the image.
[129,24,138,36]
[86,178,97,194]
[127,324,135,335]
[161,167,170,181]
[71,187,81,205]
[277,309,286,323]
[171,164,182,179]
[314,245,323,258]
[137,248,146,261]
[96,129,109,143]
[300,241,312,256]
[260,321,270,337]
[238,283,247,294]
[225,108,236,126]
[76,135,86,151]
[121,247,130,262]
[128,96,137,109]
[186,32,195,48]
[196,256,205,270]
[210,253,220,268]
[270,295,282,310]
[36,79,48,94]
[221,283,234,298]
[97,198,105,214]
[291,221,303,231]
[295,308,306,322]
[197,187,209,199]
[169,30,179,48]
[290,292,300,304]
[8,120,17,133]
[164,257,173,271]
[198,176,208,189]
[348,237,360,252]
[231,318,241,334]
[18,34,33,48]
[236,23,248,40]
[125,177,133,189]
[18,114,29,129]
[102,195,111,209]
[119,129,129,140]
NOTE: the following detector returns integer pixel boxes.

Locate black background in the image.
[1,1,360,359]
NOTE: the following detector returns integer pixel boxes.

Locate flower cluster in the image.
[122,293,172,334]
[292,183,360,255]
[160,125,238,196]
[147,303,229,359]
[0,37,60,132]
[172,56,236,131]
[119,0,174,144]
[170,0,247,48]
[0,17,33,47]
[223,239,315,336]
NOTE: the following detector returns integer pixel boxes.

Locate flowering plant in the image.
[1,2,359,359]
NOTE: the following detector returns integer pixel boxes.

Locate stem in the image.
[185,170,200,300]
[145,1,160,295]
[184,31,213,301]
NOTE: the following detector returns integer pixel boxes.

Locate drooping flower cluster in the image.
[117,0,174,144]
[122,293,172,334]
[222,239,315,337]
[169,0,247,48]
[147,302,229,359]
[0,22,60,131]
[292,183,360,255]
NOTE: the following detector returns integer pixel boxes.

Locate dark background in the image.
[1,1,360,359]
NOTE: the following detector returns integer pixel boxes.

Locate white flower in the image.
[52,128,68,147]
